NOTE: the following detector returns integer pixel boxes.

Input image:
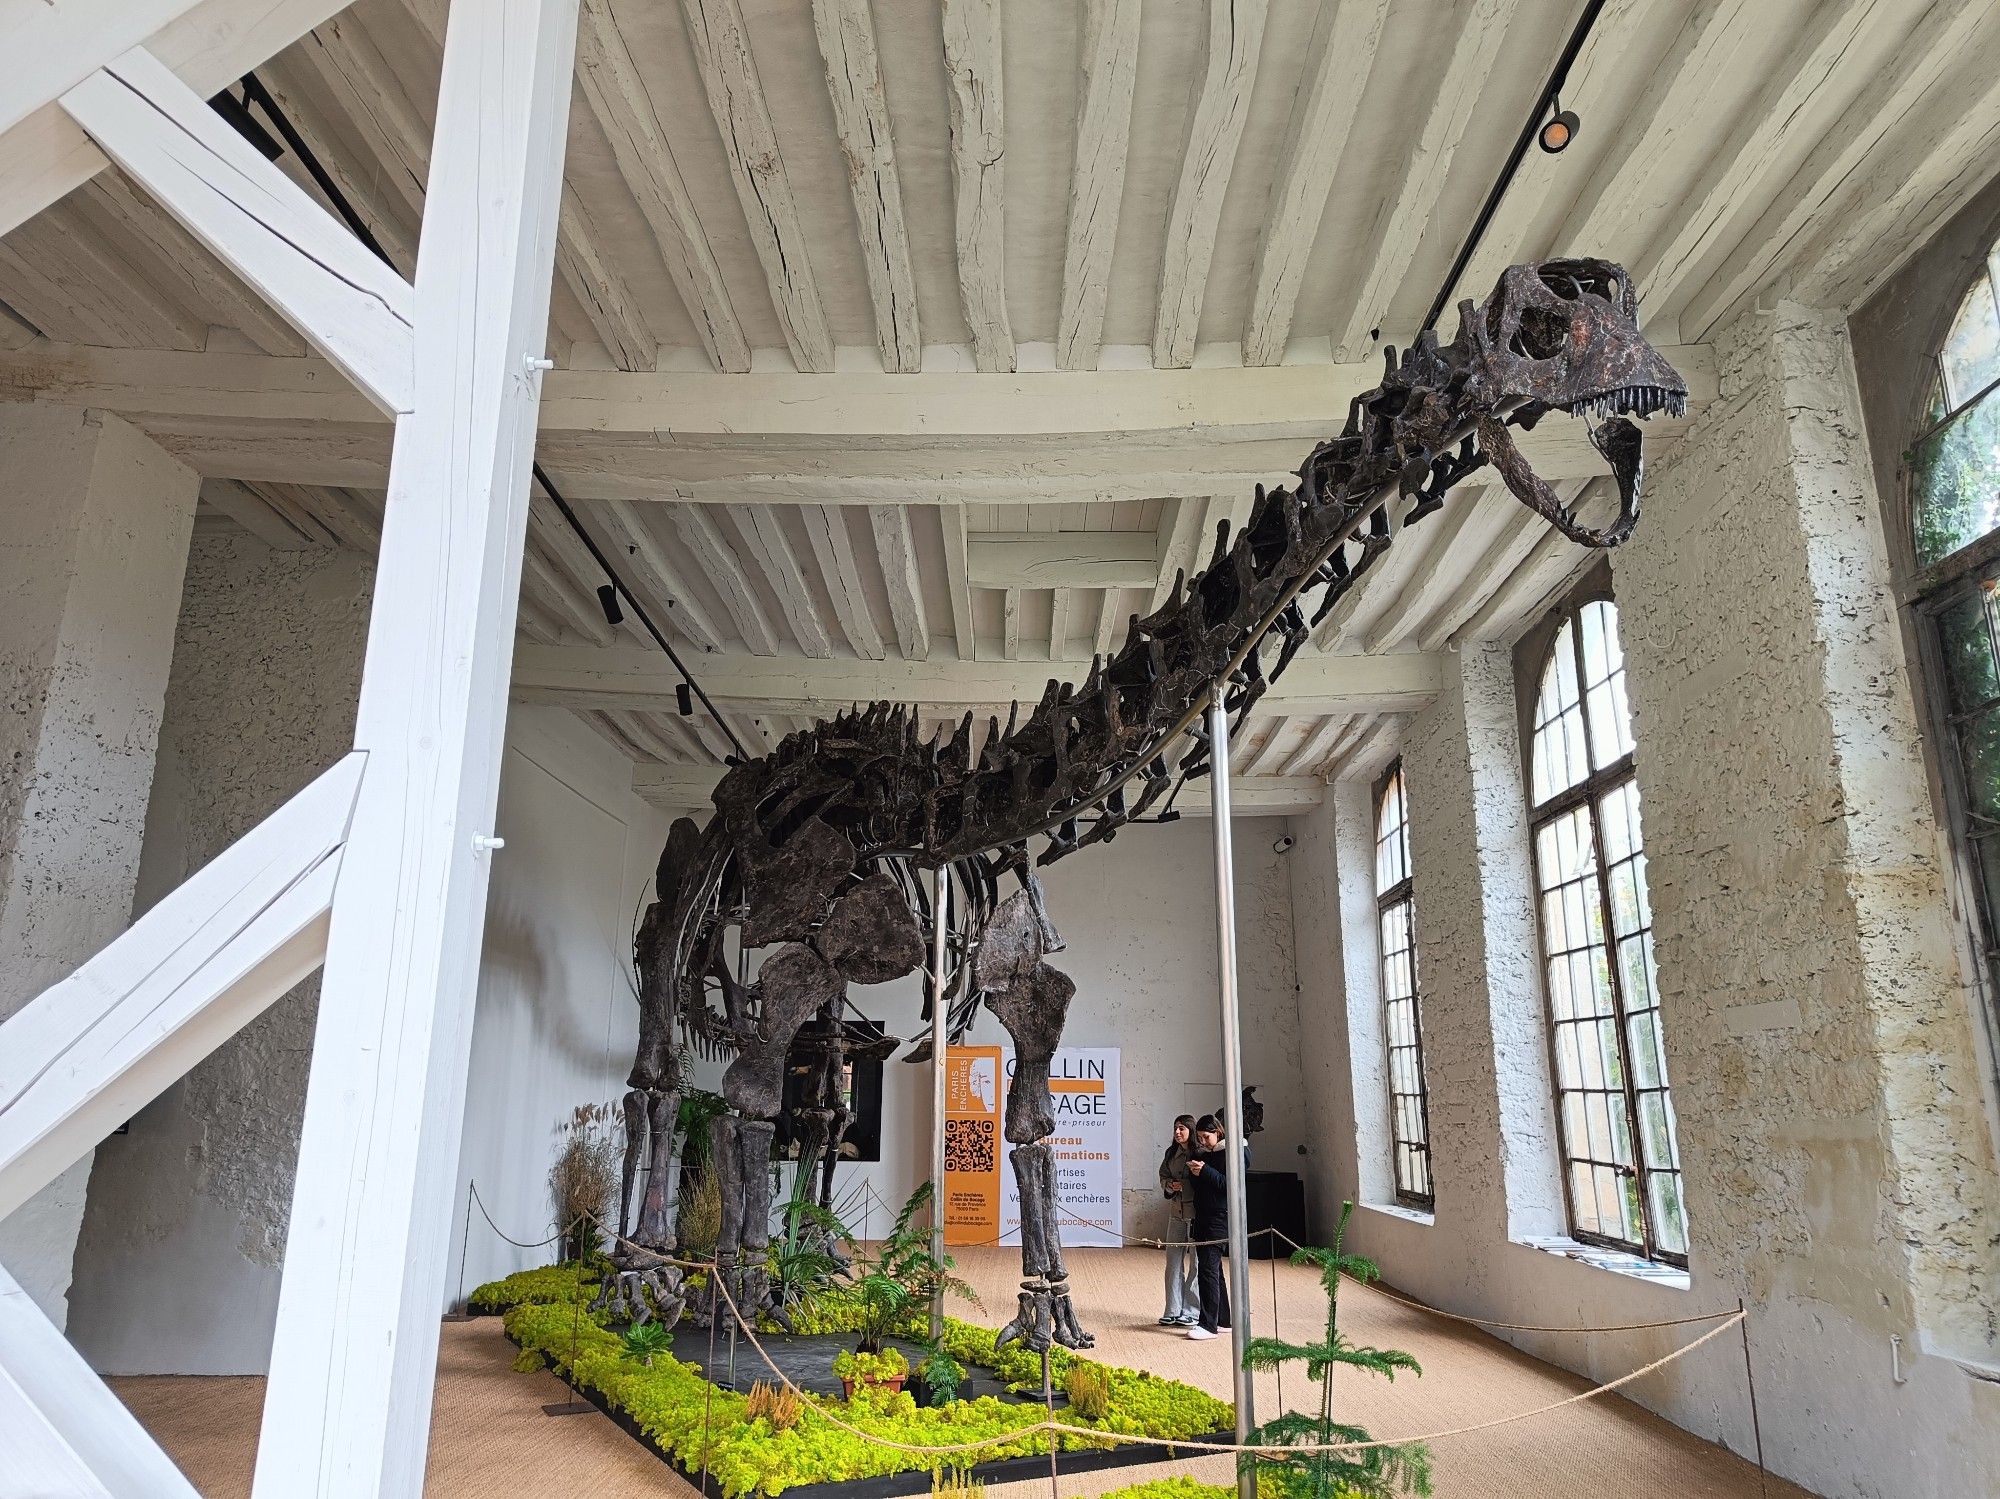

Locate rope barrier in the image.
[466,1187,1768,1480]
[694,1259,1749,1460]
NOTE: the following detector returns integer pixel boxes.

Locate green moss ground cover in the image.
[481,1263,1232,1497]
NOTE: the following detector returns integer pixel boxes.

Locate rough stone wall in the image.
[67,533,372,1372]
[1292,303,2000,1498]
[0,406,198,1325]
[1403,645,1564,1247]
[1610,303,2000,1490]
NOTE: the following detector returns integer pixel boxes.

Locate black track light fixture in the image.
[1538,99,1580,154]
[676,682,695,718]
[596,583,624,626]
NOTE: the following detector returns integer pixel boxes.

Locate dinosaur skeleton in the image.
[600,260,1687,1350]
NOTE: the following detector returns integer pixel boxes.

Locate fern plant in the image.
[767,1166,855,1330]
[1241,1201,1432,1499]
[850,1182,976,1353]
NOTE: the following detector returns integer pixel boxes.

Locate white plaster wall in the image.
[1288,305,2000,1499]
[0,407,198,1326]
[445,706,670,1300]
[677,815,1312,1249]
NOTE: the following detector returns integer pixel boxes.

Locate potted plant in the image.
[834,1344,909,1398]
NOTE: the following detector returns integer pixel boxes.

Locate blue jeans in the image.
[1163,1212,1199,1320]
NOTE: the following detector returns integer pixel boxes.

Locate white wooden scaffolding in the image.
[0,0,582,1491]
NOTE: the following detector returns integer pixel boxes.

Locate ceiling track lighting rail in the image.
[215,73,744,761]
[1420,0,1605,335]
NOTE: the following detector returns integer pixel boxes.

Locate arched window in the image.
[1374,762,1432,1208]
[1527,598,1686,1264]
[1907,247,2000,1006]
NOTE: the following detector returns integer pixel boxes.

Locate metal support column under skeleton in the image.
[1209,697,1258,1499]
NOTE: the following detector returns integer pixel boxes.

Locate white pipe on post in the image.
[929,860,951,1346]
[1207,697,1257,1499]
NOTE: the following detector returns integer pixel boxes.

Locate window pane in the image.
[1910,385,2000,568]
[1375,768,1410,895]
[1379,879,1432,1206]
[1582,601,1636,766]
[1528,601,1687,1262]
[1532,622,1590,802]
[1935,581,2000,715]
[1940,272,2000,411]
[1961,710,2000,823]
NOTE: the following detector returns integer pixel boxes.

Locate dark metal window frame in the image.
[1521,592,1688,1267]
[1904,361,2000,1016]
[1373,760,1434,1210]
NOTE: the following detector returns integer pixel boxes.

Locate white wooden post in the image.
[252,0,580,1491]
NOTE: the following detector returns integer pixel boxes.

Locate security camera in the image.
[1273,834,1296,854]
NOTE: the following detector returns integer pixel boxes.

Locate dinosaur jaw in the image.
[1561,382,1688,422]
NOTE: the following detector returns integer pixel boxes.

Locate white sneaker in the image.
[1186,1327,1218,1340]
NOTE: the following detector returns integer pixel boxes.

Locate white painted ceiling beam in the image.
[737,505,835,658]
[86,172,307,358]
[680,0,834,373]
[1549,0,1762,274]
[1241,0,1387,367]
[1680,0,1993,339]
[1330,0,1516,362]
[576,0,750,373]
[800,505,887,660]
[1631,0,1884,321]
[0,0,350,237]
[939,507,976,662]
[1152,0,1267,370]
[58,47,417,416]
[673,506,782,655]
[585,498,728,652]
[871,503,931,660]
[941,0,1013,373]
[6,201,206,351]
[0,345,1714,504]
[3,342,1715,441]
[1432,0,1646,316]
[1055,0,1139,372]
[1786,40,2000,312]
[967,531,1158,590]
[813,0,920,374]
[514,643,1443,718]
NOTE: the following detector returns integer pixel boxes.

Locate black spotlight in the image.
[676,681,694,717]
[1538,100,1579,154]
[596,582,624,626]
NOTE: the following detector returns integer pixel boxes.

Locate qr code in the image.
[945,1117,996,1173]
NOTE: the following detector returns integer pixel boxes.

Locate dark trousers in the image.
[1195,1241,1231,1332]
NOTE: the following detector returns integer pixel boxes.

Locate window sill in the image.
[1360,1201,1435,1228]
[1519,1235,1690,1289]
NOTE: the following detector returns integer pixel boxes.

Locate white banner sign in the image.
[1000,1046,1121,1248]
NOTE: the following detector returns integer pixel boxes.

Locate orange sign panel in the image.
[942,1046,1003,1245]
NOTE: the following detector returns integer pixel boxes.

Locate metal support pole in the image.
[1207,699,1257,1499]
[930,861,951,1347]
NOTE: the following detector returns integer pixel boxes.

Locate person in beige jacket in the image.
[1157,1114,1199,1326]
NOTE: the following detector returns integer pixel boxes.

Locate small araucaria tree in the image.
[1241,1201,1432,1499]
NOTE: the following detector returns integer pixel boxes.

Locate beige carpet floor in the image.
[110,1245,1814,1498]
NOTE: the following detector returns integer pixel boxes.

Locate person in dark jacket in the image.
[1183,1115,1231,1339]
[1157,1114,1199,1326]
